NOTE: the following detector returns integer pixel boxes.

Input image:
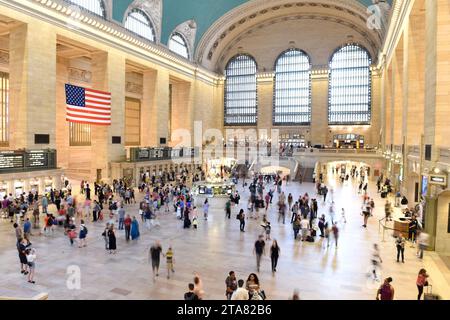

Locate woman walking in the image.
[238,209,245,232]
[107,225,117,254]
[416,269,429,300]
[102,223,110,251]
[78,220,88,248]
[25,248,37,284]
[270,240,280,274]
[131,216,140,241]
[203,199,209,220]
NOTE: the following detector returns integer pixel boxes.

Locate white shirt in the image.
[231,288,249,300]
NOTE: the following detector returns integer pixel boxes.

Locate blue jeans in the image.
[118,218,124,230]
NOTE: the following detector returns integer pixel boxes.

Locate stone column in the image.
[422,0,450,250]
[406,6,425,147]
[91,52,126,182]
[393,38,404,147]
[142,70,156,146]
[9,22,57,149]
[310,76,328,146]
[56,57,70,169]
[256,77,273,133]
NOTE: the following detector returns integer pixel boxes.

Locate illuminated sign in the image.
[429,174,447,186]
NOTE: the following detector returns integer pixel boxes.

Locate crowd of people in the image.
[3,162,437,300]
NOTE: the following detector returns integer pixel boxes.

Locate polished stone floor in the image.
[0,172,449,300]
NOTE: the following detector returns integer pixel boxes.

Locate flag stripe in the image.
[66,115,111,123]
[67,105,111,115]
[66,118,111,126]
[67,110,111,119]
[65,84,111,126]
[83,103,111,109]
[86,99,111,106]
[85,95,111,102]
[85,88,111,95]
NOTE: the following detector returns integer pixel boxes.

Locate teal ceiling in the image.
[112,0,392,47]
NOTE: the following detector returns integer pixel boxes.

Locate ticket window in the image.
[14,181,24,198]
[0,183,7,199]
[44,179,53,193]
[30,180,39,194]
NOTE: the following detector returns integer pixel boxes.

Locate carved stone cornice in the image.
[125,81,143,95]
[68,67,92,83]
[0,51,9,65]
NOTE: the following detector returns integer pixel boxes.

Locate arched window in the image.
[67,0,106,18]
[328,44,372,124]
[224,54,258,125]
[125,9,156,42]
[273,49,311,125]
[168,33,189,59]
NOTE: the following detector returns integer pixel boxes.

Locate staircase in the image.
[295,167,314,183]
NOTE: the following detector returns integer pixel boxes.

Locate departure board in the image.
[0,150,56,172]
[0,153,24,169]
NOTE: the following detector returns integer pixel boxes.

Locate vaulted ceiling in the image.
[112,0,393,47]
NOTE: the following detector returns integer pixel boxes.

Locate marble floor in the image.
[0,173,449,300]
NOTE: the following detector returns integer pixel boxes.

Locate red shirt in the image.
[124,217,132,227]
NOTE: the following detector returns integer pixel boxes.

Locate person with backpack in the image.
[237,209,245,232]
[78,220,88,248]
[92,200,101,222]
[67,222,77,246]
[376,277,394,300]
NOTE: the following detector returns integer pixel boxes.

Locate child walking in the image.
[165,247,175,279]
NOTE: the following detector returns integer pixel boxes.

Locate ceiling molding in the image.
[378,0,413,71]
[216,14,380,71]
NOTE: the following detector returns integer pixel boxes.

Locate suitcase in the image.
[424,285,440,300]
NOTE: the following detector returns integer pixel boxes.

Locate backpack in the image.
[83,226,88,235]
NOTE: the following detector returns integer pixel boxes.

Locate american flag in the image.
[65,84,111,125]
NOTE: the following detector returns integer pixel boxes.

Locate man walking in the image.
[118,205,125,230]
[149,241,163,281]
[238,209,245,232]
[124,214,132,241]
[395,234,405,263]
[254,235,266,272]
